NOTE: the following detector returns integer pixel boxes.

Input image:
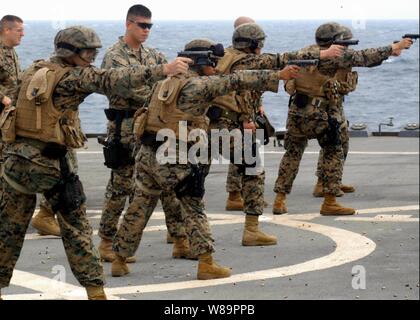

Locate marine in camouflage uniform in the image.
[0,26,180,300]
[111,39,282,280]
[0,17,22,198]
[273,22,413,216]
[99,36,189,262]
[313,26,358,198]
[205,23,322,247]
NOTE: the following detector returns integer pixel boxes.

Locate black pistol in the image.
[394,34,419,48]
[333,39,360,46]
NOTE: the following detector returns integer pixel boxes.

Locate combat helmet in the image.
[233,23,266,51]
[54,26,102,58]
[340,25,354,40]
[182,39,225,67]
[315,22,346,47]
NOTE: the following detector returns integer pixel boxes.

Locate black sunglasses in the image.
[129,20,153,30]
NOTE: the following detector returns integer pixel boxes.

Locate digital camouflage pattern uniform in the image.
[274,45,393,196]
[0,53,166,289]
[113,69,280,259]
[315,66,355,186]
[208,48,320,217]
[225,91,263,194]
[100,37,186,241]
[0,40,21,166]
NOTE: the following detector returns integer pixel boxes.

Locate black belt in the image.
[292,93,328,109]
[105,109,137,121]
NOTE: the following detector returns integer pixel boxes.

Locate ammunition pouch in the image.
[43,143,86,215]
[174,165,206,199]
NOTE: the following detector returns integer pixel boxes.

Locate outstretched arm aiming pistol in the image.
[394,34,419,48]
[287,59,319,68]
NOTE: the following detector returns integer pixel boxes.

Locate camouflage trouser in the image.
[317,115,350,182]
[100,117,184,241]
[99,164,186,241]
[113,145,214,258]
[0,155,104,289]
[38,151,79,214]
[226,163,243,193]
[207,117,265,216]
[274,113,345,195]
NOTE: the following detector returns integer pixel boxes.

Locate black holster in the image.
[101,109,135,170]
[43,143,86,215]
[207,106,223,122]
[175,165,206,199]
[320,116,342,148]
[293,93,309,109]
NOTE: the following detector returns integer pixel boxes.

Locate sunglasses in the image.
[129,20,153,30]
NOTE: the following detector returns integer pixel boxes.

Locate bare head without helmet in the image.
[125,4,153,47]
[234,16,255,29]
[0,15,24,47]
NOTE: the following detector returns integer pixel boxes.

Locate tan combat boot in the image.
[99,239,136,263]
[167,232,174,244]
[321,194,356,216]
[226,191,244,211]
[197,253,231,280]
[341,184,356,194]
[313,180,344,198]
[86,286,107,300]
[111,255,130,277]
[272,193,288,215]
[31,206,61,237]
[172,237,198,260]
[313,180,324,198]
[242,215,278,246]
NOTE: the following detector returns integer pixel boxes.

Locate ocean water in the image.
[16,20,420,133]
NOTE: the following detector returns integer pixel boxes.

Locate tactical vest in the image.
[212,48,248,113]
[293,66,333,98]
[144,75,209,141]
[14,61,87,149]
[335,68,359,95]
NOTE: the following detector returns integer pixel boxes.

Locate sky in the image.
[1,0,419,21]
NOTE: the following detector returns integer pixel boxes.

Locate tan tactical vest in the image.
[335,68,359,95]
[144,75,210,141]
[212,48,248,113]
[293,66,333,98]
[14,61,87,149]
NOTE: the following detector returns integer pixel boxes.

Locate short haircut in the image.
[0,15,23,33]
[127,5,152,20]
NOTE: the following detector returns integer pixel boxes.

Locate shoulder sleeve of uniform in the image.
[319,45,392,72]
[73,64,165,96]
[177,71,279,114]
[147,47,168,64]
[232,53,279,71]
[101,48,130,70]
[277,46,321,69]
